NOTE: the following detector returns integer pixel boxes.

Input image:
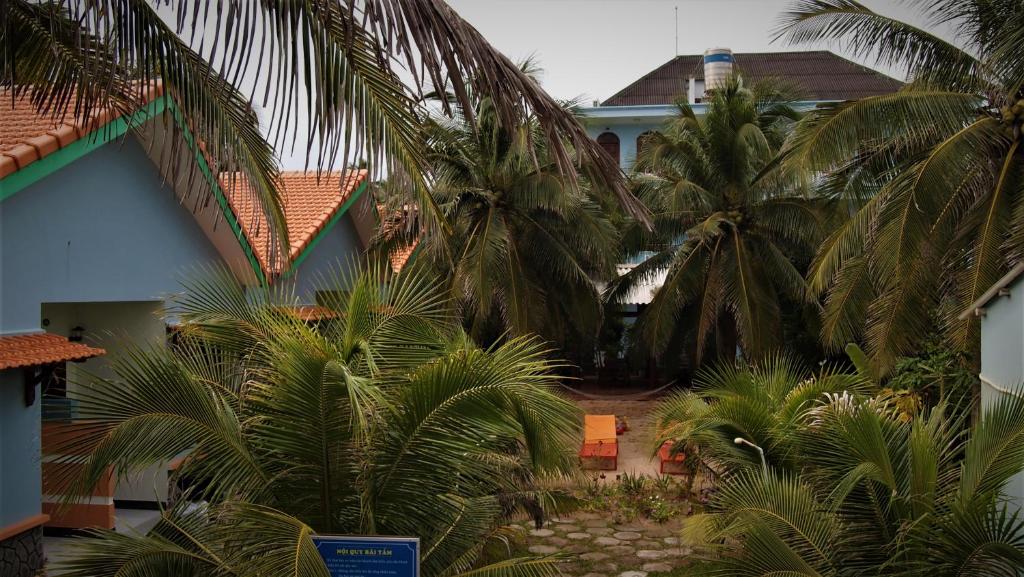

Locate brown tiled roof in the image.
[0,85,163,179]
[0,333,105,370]
[220,170,369,276]
[602,51,902,106]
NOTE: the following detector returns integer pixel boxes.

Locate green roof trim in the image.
[0,97,166,201]
[163,99,267,286]
[0,95,268,286]
[283,179,369,278]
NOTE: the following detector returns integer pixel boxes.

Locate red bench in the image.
[658,441,687,475]
[580,415,618,470]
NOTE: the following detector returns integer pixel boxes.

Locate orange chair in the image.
[658,440,687,475]
[579,415,618,470]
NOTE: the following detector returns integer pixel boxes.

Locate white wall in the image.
[39,301,172,504]
[979,280,1024,512]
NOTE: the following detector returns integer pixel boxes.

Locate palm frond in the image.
[775,0,983,90]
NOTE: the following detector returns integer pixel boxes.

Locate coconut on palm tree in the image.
[3,1,646,262]
[52,263,581,577]
[776,0,1024,372]
[608,77,828,366]
[377,84,620,349]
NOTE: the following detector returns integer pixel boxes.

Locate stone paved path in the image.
[506,512,690,577]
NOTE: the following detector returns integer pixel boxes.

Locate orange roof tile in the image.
[0,85,369,283]
[376,203,420,273]
[390,240,419,273]
[220,170,368,276]
[0,333,106,370]
[0,85,163,179]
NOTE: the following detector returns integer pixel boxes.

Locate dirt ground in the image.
[574,397,664,478]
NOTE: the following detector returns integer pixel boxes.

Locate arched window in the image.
[596,132,620,166]
[636,131,657,158]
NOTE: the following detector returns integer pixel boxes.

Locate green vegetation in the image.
[381,76,619,348]
[654,358,1024,575]
[653,356,873,475]
[777,0,1024,372]
[25,1,1024,575]
[4,0,643,262]
[576,473,691,525]
[610,78,829,366]
[56,263,580,577]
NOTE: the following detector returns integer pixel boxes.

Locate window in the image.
[596,132,620,166]
[636,131,657,158]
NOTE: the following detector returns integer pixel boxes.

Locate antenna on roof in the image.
[674,6,679,56]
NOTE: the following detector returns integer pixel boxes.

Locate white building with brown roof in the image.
[581,49,903,171]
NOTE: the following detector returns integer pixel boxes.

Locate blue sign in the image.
[312,535,420,577]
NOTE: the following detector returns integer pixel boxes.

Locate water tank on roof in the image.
[703,48,734,93]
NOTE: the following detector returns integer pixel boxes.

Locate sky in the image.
[444,0,930,104]
[237,0,937,168]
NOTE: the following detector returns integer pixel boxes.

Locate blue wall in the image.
[0,138,225,334]
[583,101,827,171]
[980,287,1024,394]
[586,122,661,171]
[281,213,365,304]
[0,370,42,528]
[0,136,225,529]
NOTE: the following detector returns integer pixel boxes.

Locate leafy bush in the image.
[55,264,581,577]
[655,357,1024,575]
[576,472,689,524]
[653,355,873,475]
[619,471,649,497]
[887,337,977,414]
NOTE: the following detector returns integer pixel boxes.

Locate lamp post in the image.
[734,437,768,476]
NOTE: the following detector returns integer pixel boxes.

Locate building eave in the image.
[0,95,166,201]
[959,262,1024,320]
[579,100,839,125]
[1,93,269,287]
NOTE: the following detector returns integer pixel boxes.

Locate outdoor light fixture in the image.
[734,437,768,476]
[69,325,84,342]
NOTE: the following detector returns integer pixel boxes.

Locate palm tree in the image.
[608,78,827,365]
[653,355,873,478]
[776,0,1024,372]
[52,262,581,577]
[377,87,620,349]
[677,391,1024,576]
[3,1,646,264]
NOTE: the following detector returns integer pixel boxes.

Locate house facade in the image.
[580,49,904,170]
[961,264,1024,513]
[0,88,373,575]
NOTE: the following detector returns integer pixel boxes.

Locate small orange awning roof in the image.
[584,414,617,444]
[0,333,105,370]
[284,305,337,322]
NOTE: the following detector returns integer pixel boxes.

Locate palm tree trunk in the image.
[715,313,738,363]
